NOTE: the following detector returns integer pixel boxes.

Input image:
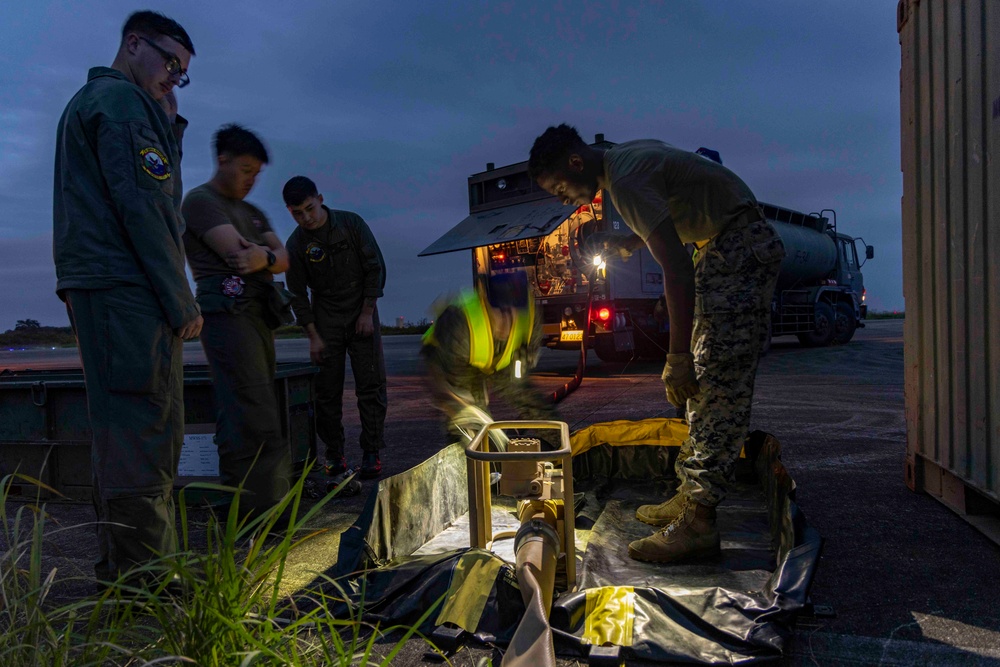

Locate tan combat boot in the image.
[628,502,721,563]
[635,492,686,527]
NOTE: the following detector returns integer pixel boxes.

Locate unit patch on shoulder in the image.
[307,242,326,263]
[139,147,170,180]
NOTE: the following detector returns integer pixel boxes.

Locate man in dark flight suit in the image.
[283,176,387,479]
[54,10,201,582]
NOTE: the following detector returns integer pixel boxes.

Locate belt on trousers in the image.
[692,205,764,251]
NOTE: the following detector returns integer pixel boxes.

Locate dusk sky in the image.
[0,1,903,332]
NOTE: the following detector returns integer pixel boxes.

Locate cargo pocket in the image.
[701,225,747,276]
[106,305,173,394]
[693,309,756,368]
[749,220,786,265]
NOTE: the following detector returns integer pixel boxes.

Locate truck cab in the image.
[836,232,869,318]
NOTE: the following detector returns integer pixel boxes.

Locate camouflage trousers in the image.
[676,212,785,506]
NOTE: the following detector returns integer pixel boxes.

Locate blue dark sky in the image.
[0,1,904,331]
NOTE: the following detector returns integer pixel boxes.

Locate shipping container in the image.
[898,0,1000,543]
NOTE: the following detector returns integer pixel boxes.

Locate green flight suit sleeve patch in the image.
[139,146,171,180]
[130,122,173,190]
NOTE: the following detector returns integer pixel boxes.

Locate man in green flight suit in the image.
[529,125,786,564]
[53,11,201,582]
[420,273,557,450]
[283,176,388,480]
[181,125,292,519]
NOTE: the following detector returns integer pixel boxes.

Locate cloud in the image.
[0,0,905,324]
[0,233,66,331]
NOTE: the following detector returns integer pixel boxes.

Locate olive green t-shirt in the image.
[603,140,757,244]
[181,184,274,280]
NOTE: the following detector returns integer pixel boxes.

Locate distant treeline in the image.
[4,313,902,349]
[275,320,433,338]
[2,321,434,348]
[0,324,77,348]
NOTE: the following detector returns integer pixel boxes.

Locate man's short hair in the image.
[282,176,319,206]
[122,10,195,56]
[528,123,589,181]
[213,124,269,163]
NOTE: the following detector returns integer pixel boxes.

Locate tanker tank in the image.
[769,219,838,290]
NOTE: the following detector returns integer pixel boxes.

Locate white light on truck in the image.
[593,254,603,267]
[514,359,522,379]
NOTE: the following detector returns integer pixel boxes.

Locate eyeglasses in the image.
[140,36,190,88]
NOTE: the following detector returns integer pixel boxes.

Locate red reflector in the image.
[597,307,611,321]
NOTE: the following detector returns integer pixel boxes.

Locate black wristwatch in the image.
[265,249,276,267]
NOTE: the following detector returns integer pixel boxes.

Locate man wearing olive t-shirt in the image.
[529,124,786,564]
[181,124,291,519]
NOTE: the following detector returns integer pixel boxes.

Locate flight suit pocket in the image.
[106,304,173,394]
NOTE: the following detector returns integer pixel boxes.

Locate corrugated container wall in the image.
[898,0,1000,542]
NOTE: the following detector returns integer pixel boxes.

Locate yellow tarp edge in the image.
[569,417,745,458]
[569,418,689,457]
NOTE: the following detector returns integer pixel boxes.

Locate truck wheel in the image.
[797,302,836,347]
[833,302,857,344]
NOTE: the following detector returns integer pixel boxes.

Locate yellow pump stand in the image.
[465,420,577,591]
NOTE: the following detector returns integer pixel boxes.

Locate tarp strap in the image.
[435,550,505,632]
[583,586,635,647]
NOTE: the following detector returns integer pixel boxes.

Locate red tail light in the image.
[597,307,611,321]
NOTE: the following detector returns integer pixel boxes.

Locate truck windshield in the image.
[841,239,859,270]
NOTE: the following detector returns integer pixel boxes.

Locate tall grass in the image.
[0,468,446,666]
[0,473,136,666]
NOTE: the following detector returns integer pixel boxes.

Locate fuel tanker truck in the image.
[420,135,875,362]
